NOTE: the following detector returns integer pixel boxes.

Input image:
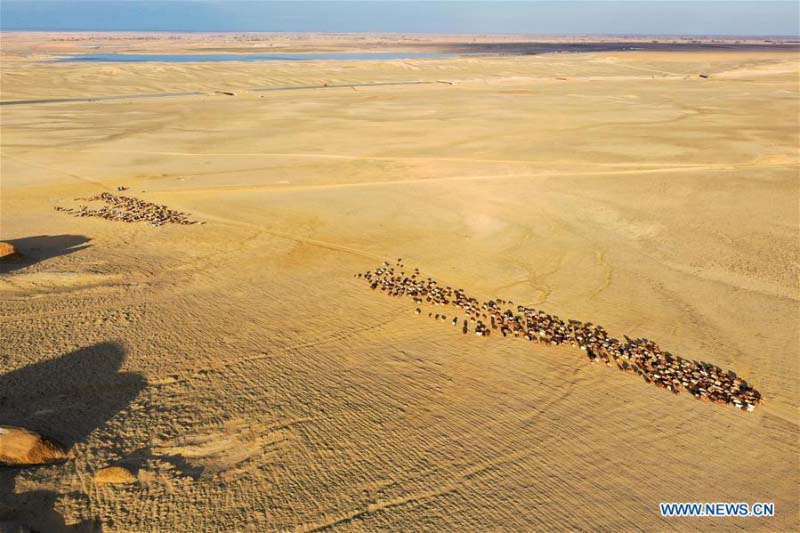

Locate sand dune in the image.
[1,33,798,531]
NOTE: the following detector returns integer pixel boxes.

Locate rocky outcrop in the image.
[93,465,137,485]
[0,426,68,466]
[0,242,22,262]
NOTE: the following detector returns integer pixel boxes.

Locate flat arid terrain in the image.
[1,33,798,531]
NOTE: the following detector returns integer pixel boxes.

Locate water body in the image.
[53,52,457,63]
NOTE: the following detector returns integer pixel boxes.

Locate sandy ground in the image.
[1,33,799,532]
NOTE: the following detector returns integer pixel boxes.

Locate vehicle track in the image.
[0,81,440,107]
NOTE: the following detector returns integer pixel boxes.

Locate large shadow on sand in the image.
[0,342,145,532]
[0,235,91,274]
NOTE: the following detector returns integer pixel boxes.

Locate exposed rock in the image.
[0,426,68,466]
[0,242,22,262]
[93,465,137,485]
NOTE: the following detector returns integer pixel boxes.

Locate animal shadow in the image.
[0,341,145,532]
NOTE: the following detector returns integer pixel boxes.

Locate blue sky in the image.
[1,1,798,36]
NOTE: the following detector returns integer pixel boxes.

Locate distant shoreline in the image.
[2,31,798,62]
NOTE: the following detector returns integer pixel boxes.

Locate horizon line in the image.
[2,29,798,39]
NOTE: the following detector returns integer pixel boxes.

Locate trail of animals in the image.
[357,259,763,412]
[55,192,197,227]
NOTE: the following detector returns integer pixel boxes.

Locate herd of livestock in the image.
[55,192,196,227]
[358,260,763,412]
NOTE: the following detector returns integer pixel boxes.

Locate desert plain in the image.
[0,33,799,531]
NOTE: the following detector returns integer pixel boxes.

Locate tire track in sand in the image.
[76,148,796,170]
[150,312,404,386]
[293,448,532,532]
